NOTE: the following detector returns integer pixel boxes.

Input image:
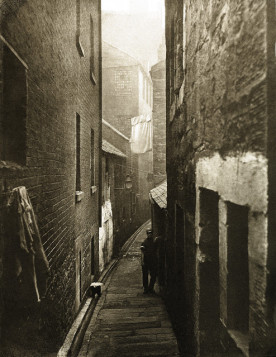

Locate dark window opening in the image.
[175,204,185,300]
[76,113,81,192]
[76,0,80,38]
[170,18,175,103]
[91,129,95,186]
[90,15,96,84]
[76,0,84,56]
[79,250,82,302]
[227,202,249,333]
[91,236,95,276]
[2,43,27,164]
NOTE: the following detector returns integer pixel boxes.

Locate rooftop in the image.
[102,139,127,158]
[103,119,130,141]
[149,180,167,209]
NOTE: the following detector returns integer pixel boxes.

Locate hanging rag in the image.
[130,114,152,154]
[4,186,50,304]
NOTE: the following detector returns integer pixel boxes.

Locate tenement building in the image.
[101,119,140,269]
[102,41,154,223]
[150,40,166,186]
[0,0,101,355]
[165,1,276,356]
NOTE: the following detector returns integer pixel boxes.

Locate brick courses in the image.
[0,0,101,354]
[150,60,166,186]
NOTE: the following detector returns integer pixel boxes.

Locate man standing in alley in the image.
[140,228,157,294]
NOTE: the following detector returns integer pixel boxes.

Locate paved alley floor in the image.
[78,222,180,357]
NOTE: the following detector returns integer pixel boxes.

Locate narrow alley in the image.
[2,0,276,356]
[78,222,180,357]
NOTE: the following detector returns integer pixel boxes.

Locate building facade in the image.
[102,42,154,224]
[0,0,101,355]
[150,59,166,186]
[165,1,276,356]
[100,120,135,271]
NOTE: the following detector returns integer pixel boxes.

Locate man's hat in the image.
[146,228,153,234]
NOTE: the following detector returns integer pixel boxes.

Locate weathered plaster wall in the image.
[165,0,270,354]
[196,153,268,354]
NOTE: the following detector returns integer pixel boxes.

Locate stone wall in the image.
[165,0,273,355]
[0,0,101,354]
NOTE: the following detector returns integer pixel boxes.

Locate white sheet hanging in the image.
[130,114,152,154]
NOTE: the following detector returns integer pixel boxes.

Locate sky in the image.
[102,0,165,18]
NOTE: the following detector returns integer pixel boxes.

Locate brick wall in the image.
[165,0,272,355]
[150,60,166,186]
[102,45,153,226]
[0,0,101,354]
[103,65,138,138]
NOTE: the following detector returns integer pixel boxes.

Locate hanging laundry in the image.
[4,186,50,304]
[130,114,152,154]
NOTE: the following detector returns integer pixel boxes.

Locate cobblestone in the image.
[78,223,180,357]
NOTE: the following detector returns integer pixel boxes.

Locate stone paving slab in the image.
[78,222,180,357]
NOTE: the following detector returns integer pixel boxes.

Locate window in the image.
[170,18,175,103]
[175,204,185,301]
[115,70,132,95]
[76,0,84,56]
[1,41,27,165]
[183,3,186,71]
[90,15,96,84]
[91,236,95,276]
[76,113,81,192]
[79,250,82,301]
[90,129,95,187]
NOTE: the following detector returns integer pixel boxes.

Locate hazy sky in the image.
[102,0,165,17]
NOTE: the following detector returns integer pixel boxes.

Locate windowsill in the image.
[90,70,96,85]
[75,190,84,202]
[0,160,25,170]
[91,186,97,194]
[76,36,85,57]
[228,329,249,357]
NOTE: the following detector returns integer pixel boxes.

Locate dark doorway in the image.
[227,202,249,333]
[199,188,220,351]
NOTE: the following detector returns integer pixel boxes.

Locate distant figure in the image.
[140,228,157,294]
